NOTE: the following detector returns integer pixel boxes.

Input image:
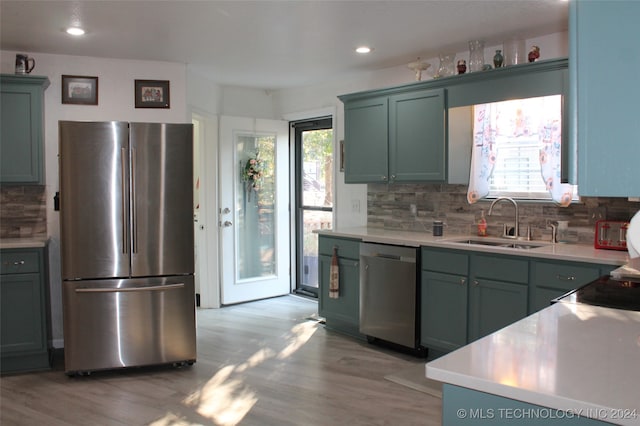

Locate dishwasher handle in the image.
[360,243,417,263]
[362,253,416,263]
[373,253,402,260]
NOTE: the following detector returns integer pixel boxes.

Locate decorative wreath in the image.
[242,152,264,190]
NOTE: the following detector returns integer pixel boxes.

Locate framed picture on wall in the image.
[62,75,98,105]
[134,79,170,108]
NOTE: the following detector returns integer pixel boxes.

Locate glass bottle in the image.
[477,210,487,236]
[468,40,485,72]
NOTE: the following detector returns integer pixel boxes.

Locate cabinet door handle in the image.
[460,278,466,285]
[473,280,479,286]
[381,175,388,181]
[557,274,576,281]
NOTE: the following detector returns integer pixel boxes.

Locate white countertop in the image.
[426,303,640,425]
[317,227,629,266]
[0,238,48,249]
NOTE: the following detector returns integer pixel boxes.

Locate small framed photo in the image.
[62,75,98,105]
[134,79,170,108]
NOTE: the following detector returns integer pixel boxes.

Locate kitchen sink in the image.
[446,238,550,250]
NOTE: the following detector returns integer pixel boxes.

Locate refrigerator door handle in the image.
[75,283,185,293]
[131,147,138,254]
[121,147,128,254]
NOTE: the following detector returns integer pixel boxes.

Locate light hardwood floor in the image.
[1,295,441,425]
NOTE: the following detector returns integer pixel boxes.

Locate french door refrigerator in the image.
[59,121,196,375]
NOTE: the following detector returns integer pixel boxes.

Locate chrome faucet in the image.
[488,197,519,239]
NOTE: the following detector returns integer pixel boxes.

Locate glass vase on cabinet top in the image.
[468,40,485,72]
[436,54,455,78]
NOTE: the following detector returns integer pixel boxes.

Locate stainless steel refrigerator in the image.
[59,121,196,375]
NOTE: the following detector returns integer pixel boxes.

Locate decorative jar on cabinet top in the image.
[493,50,504,68]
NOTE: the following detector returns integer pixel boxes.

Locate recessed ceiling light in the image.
[355,46,372,54]
[66,27,85,36]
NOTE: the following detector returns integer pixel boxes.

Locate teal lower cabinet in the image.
[421,271,468,351]
[529,260,616,313]
[421,248,529,352]
[318,235,362,338]
[469,278,528,342]
[1,247,50,374]
[420,247,469,352]
[469,254,528,342]
[442,384,608,425]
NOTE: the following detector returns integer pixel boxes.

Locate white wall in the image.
[273,31,568,229]
[1,50,189,346]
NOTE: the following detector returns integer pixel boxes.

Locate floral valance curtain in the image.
[467,103,496,204]
[466,96,574,207]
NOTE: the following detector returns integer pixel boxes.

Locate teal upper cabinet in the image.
[570,1,640,196]
[390,89,446,182]
[341,88,446,184]
[0,74,50,184]
[340,59,567,185]
[343,96,389,183]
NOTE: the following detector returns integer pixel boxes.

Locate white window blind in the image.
[478,95,578,202]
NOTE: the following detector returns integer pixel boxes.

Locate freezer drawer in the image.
[62,276,196,374]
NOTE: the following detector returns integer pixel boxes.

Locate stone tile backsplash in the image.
[0,185,47,239]
[367,183,640,244]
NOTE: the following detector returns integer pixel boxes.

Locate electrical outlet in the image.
[588,206,606,224]
[351,199,360,213]
[410,204,417,216]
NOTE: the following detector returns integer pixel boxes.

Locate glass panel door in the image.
[294,118,333,297]
[236,133,276,280]
[219,116,290,305]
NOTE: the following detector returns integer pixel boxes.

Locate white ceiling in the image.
[0,0,569,90]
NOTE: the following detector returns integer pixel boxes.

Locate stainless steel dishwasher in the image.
[359,243,424,354]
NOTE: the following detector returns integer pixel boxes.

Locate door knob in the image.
[223,220,233,227]
[221,207,231,214]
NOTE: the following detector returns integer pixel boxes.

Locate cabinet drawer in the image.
[533,261,601,291]
[0,250,40,274]
[421,248,469,275]
[319,236,360,259]
[471,254,528,284]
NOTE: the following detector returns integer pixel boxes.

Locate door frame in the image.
[191,110,220,308]
[283,107,337,296]
[292,117,333,297]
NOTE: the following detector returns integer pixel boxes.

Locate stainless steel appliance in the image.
[359,243,424,355]
[59,121,196,375]
[553,276,640,311]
